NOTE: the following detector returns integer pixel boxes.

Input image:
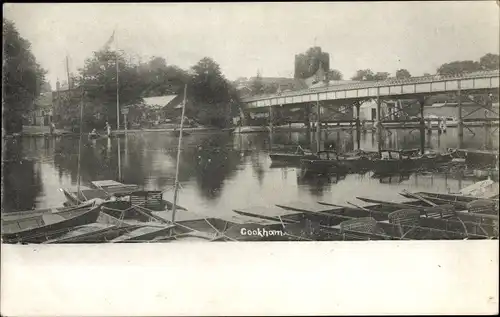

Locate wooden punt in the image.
[352,197,497,237]
[269,153,318,165]
[60,180,140,205]
[1,205,101,243]
[63,189,188,222]
[300,151,358,175]
[1,203,95,222]
[110,224,177,243]
[399,191,499,208]
[274,200,494,239]
[371,150,454,175]
[43,223,141,244]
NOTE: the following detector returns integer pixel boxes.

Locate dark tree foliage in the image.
[294,46,330,79]
[328,69,343,80]
[395,69,412,79]
[437,60,482,76]
[479,53,499,71]
[3,19,47,134]
[188,57,241,128]
[436,53,499,75]
[351,69,390,81]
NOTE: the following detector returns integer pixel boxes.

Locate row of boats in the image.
[269,147,485,176]
[1,179,498,243]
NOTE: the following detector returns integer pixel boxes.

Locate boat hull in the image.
[300,159,349,175]
[2,206,102,244]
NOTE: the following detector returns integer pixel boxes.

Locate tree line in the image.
[3,19,241,134]
[73,49,240,130]
[248,46,499,97]
[3,19,47,134]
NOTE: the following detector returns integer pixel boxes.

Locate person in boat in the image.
[89,128,99,138]
[295,145,306,155]
[105,122,111,137]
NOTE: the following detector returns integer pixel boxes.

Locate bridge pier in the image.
[419,97,426,155]
[355,102,361,150]
[376,90,382,154]
[316,95,321,152]
[457,81,464,138]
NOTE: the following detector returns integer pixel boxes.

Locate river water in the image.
[2,127,498,218]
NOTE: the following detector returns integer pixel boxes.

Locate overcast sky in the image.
[4,2,499,87]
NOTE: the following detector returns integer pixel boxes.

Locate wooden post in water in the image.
[419,98,425,155]
[117,137,122,181]
[376,89,382,154]
[355,102,361,150]
[269,102,274,151]
[457,80,463,138]
[316,95,321,152]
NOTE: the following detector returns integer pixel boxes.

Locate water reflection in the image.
[2,139,43,212]
[1,127,497,214]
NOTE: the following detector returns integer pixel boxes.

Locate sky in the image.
[4,2,500,87]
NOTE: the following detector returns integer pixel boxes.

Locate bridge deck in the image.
[244,70,499,108]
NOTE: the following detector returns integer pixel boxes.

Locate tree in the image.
[395,69,412,79]
[294,46,330,79]
[351,69,391,81]
[137,57,189,98]
[328,69,343,80]
[249,71,264,95]
[372,72,390,81]
[479,53,499,71]
[188,57,239,128]
[3,19,47,134]
[437,60,482,76]
[77,49,144,129]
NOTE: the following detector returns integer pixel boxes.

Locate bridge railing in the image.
[242,70,500,103]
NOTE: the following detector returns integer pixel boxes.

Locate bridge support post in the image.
[316,95,321,152]
[269,104,274,150]
[419,97,426,155]
[355,102,361,150]
[457,81,464,138]
[376,90,382,154]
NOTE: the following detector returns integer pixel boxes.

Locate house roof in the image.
[310,80,362,89]
[143,95,178,108]
[246,77,308,90]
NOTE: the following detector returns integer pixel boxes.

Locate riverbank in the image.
[4,119,498,138]
[2,125,237,138]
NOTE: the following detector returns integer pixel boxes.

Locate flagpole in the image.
[116,32,120,132]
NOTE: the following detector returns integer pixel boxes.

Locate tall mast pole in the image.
[171,84,188,223]
[77,89,84,196]
[115,31,120,131]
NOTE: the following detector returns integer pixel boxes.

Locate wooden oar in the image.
[347,201,373,213]
[356,196,422,209]
[401,189,437,206]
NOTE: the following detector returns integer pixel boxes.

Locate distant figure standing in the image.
[441,117,447,133]
[437,117,442,134]
[427,117,433,134]
[105,122,111,137]
[50,122,55,135]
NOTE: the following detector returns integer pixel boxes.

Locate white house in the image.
[142,95,181,124]
[357,99,391,121]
